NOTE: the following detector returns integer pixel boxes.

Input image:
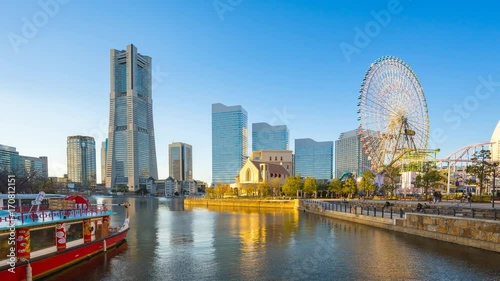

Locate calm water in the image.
[44,197,500,281]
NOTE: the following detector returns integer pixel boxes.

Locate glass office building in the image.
[0,144,19,174]
[67,136,96,187]
[101,139,108,184]
[294,138,333,180]
[1,144,48,178]
[252,122,289,151]
[334,128,372,178]
[212,103,248,184]
[169,142,193,181]
[106,44,158,190]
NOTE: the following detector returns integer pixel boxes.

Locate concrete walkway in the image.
[311,198,499,210]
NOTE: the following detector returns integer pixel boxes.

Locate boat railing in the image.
[0,206,110,225]
[0,205,52,212]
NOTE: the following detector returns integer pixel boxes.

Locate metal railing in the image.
[303,200,498,221]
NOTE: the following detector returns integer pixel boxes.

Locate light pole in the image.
[492,162,497,209]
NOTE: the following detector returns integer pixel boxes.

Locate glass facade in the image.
[252,122,289,151]
[212,103,248,184]
[334,129,372,178]
[169,142,193,181]
[101,139,108,184]
[0,144,19,174]
[107,44,158,190]
[67,136,97,187]
[294,138,333,180]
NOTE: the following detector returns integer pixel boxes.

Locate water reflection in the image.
[46,197,500,281]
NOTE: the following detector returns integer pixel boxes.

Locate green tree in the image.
[135,187,148,195]
[328,178,342,198]
[282,176,302,197]
[317,180,328,198]
[359,170,376,197]
[269,178,281,198]
[342,178,357,198]
[417,163,442,195]
[466,149,493,195]
[206,187,215,198]
[384,166,400,196]
[303,177,317,198]
[257,182,270,197]
[215,183,226,198]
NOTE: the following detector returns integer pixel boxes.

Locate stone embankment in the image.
[300,200,500,253]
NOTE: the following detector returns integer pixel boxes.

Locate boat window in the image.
[66,222,83,242]
[31,227,56,252]
[0,233,10,259]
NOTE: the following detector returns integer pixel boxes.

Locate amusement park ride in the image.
[356,56,494,195]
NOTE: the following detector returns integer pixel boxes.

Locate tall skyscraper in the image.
[212,103,248,184]
[101,139,108,184]
[334,128,372,178]
[67,136,96,187]
[252,122,289,151]
[294,138,333,180]
[106,44,158,191]
[169,142,193,181]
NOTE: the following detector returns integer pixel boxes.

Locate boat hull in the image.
[0,228,129,281]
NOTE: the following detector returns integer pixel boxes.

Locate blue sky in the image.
[1,0,500,184]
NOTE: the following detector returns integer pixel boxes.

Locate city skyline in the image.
[1,1,500,185]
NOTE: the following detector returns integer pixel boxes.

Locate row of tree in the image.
[0,168,59,194]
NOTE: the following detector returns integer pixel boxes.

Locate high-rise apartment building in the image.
[252,122,289,151]
[212,103,248,184]
[106,44,158,191]
[294,138,333,180]
[67,136,96,187]
[334,128,372,178]
[169,142,193,181]
[101,139,108,184]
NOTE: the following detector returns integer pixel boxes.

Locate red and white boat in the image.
[0,193,130,280]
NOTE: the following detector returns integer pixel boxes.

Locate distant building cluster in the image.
[211,102,336,186]
[0,144,48,178]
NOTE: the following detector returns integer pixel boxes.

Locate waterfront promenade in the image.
[300,199,500,253]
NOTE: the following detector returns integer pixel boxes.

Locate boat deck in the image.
[0,207,116,231]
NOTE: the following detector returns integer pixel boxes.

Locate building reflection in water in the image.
[199,206,299,280]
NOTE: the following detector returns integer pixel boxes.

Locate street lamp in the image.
[492,162,498,209]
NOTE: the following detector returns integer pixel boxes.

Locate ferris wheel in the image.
[357,56,429,172]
